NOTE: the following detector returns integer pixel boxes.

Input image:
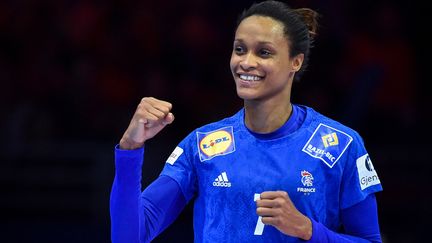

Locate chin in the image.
[236,89,259,101]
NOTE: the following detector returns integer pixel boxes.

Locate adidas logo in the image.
[213,172,231,187]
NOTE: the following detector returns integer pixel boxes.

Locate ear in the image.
[291,53,304,72]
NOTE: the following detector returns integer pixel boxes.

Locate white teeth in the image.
[239,74,262,81]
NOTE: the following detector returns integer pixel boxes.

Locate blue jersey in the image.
[160,105,382,242]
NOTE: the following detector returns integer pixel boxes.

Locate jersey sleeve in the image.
[110,145,145,243]
[308,194,382,243]
[110,145,189,243]
[159,132,198,202]
[340,132,382,209]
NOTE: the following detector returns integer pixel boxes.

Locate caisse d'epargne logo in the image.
[302,123,353,168]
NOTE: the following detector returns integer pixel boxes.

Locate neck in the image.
[244,98,292,133]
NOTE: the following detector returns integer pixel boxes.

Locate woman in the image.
[110,1,383,242]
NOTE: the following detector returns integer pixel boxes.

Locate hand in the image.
[119,97,174,150]
[256,191,312,240]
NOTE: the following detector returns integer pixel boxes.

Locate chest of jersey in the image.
[193,130,343,241]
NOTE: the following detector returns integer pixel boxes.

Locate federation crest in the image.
[297,170,316,194]
[301,170,314,187]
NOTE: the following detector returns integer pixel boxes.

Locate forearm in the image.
[306,194,381,243]
[110,145,145,243]
[110,145,187,243]
[307,219,373,243]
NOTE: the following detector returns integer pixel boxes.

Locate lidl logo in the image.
[200,131,231,155]
[302,123,353,168]
[197,126,235,161]
[321,132,339,147]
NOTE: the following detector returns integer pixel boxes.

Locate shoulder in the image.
[304,106,363,141]
[177,110,241,162]
[300,106,367,168]
[179,109,243,143]
[194,109,243,133]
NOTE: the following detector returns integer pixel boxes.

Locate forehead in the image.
[235,15,287,45]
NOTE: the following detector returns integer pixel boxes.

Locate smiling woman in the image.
[231,15,301,133]
[110,1,383,242]
[231,16,296,103]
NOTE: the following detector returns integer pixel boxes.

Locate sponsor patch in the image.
[166,146,184,165]
[356,154,380,190]
[302,123,353,168]
[197,126,235,161]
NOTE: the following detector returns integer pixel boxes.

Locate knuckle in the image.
[276,208,283,215]
[261,217,271,224]
[276,198,285,206]
[137,104,149,113]
[257,207,266,215]
[160,106,169,114]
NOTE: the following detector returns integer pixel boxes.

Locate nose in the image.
[240,52,258,70]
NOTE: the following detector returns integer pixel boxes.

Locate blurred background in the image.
[0,0,429,242]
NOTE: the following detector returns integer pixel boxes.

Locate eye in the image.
[234,45,246,55]
[259,49,272,58]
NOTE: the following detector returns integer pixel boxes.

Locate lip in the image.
[236,74,262,87]
[236,72,264,79]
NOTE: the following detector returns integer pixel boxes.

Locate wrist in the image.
[298,216,312,240]
[119,137,144,150]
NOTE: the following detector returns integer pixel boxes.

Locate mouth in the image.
[237,73,264,82]
[237,72,264,86]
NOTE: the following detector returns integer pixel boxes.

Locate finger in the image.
[150,102,172,115]
[136,112,159,126]
[136,102,168,125]
[153,97,172,109]
[144,97,173,114]
[256,199,278,208]
[154,101,173,114]
[147,106,167,119]
[256,207,278,217]
[260,191,291,200]
[260,191,278,199]
[261,216,278,226]
[140,101,167,117]
[143,112,172,128]
[162,112,175,125]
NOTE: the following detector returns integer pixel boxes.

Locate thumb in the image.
[162,112,175,125]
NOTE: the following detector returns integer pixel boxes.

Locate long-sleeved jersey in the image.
[157,105,382,242]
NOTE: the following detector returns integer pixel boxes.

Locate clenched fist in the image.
[256,191,312,240]
[119,97,174,150]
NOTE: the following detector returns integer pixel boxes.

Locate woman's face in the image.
[230,15,303,102]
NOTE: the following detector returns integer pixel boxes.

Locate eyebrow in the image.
[234,39,275,46]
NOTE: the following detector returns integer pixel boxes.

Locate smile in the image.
[239,74,263,81]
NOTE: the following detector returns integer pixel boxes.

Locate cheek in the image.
[230,55,235,72]
[229,54,237,73]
